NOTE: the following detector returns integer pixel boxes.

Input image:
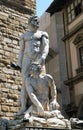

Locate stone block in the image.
[5,102,13,106]
[13,102,20,107]
[1,98,7,103]
[1,106,9,112]
[11,85,18,90]
[0,105,1,111]
[3,37,12,43]
[10,107,18,112]
[0,49,4,55]
[4,51,10,56]
[13,48,19,54]
[7,93,18,100]
[0,12,8,20]
[0,45,3,49]
[5,83,11,89]
[2,67,14,75]
[5,112,14,117]
[13,40,18,45]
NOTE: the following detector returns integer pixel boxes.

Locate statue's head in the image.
[29,16,39,28]
[30,62,41,75]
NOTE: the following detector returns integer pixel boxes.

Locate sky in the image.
[36,0,53,17]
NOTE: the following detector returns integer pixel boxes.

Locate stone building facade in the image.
[0,0,36,120]
[45,0,83,118]
[39,12,70,117]
[62,0,83,119]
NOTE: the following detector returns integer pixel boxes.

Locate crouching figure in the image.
[24,62,60,119]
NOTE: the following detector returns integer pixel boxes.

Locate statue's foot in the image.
[23,113,30,122]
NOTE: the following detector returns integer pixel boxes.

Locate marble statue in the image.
[11,16,49,116]
[10,15,72,129]
[20,62,71,129]
[24,62,60,119]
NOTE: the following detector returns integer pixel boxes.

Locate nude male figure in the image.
[24,62,60,118]
[11,16,49,115]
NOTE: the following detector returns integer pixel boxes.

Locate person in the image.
[24,62,60,119]
[11,16,49,115]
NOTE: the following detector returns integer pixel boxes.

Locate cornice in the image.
[62,22,83,41]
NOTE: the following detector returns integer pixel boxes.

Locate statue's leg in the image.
[16,57,31,115]
[16,78,27,115]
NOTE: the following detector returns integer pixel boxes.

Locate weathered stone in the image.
[7,93,18,100]
[0,49,4,55]
[0,63,5,67]
[1,98,7,103]
[7,79,14,83]
[1,92,7,98]
[3,37,12,43]
[0,55,2,59]
[1,106,9,112]
[5,83,11,88]
[13,48,19,54]
[10,107,19,113]
[5,102,13,106]
[1,88,9,93]
[12,40,18,45]
[0,45,3,49]
[0,11,8,20]
[6,74,11,79]
[5,112,14,117]
[2,67,14,74]
[11,85,18,90]
[4,45,12,52]
[0,112,4,116]
[4,51,10,56]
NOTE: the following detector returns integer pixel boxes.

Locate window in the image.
[79,46,83,66]
[67,0,82,23]
[73,33,83,74]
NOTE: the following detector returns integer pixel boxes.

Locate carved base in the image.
[1,116,82,130]
[1,114,83,130]
[6,114,71,130]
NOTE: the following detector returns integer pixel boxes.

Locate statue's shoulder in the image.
[41,31,49,39]
[37,30,49,39]
[44,74,53,81]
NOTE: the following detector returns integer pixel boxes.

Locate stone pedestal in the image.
[1,117,83,130]
[5,113,71,130]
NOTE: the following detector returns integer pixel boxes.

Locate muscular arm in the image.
[41,33,49,60]
[17,34,25,68]
[49,76,57,101]
[38,32,49,65]
[48,75,60,110]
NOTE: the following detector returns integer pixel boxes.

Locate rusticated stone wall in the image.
[0,0,36,120]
